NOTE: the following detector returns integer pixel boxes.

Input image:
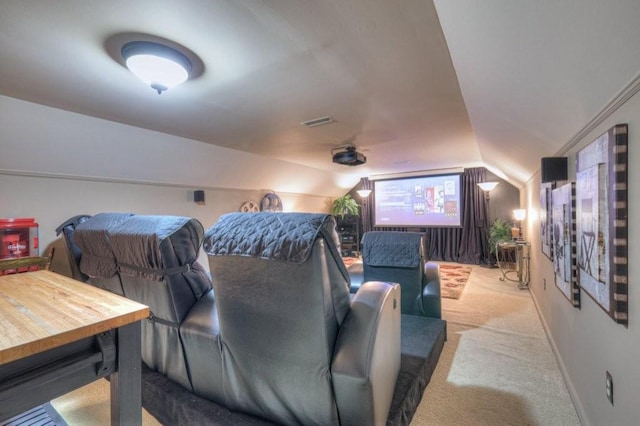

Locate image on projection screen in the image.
[373,173,462,227]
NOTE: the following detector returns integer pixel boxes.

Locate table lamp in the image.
[512,209,527,240]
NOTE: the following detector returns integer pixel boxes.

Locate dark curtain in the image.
[360,177,374,234]
[361,168,491,265]
[425,227,462,262]
[457,167,490,264]
[426,167,490,264]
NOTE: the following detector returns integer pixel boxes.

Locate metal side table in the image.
[496,240,531,289]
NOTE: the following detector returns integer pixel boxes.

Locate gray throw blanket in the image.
[73,212,133,278]
[108,215,204,282]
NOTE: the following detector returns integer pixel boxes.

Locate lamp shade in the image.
[477,181,499,192]
[513,209,527,221]
[356,189,372,198]
[121,41,192,94]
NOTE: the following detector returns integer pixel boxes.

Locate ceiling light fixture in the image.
[121,41,192,94]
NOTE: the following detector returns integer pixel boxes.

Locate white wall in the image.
[0,173,331,275]
[0,94,339,275]
[0,95,354,197]
[522,91,640,425]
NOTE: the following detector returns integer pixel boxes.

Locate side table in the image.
[496,240,530,289]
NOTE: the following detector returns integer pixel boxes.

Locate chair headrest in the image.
[204,212,337,262]
[362,231,424,268]
[204,212,348,280]
[108,215,204,281]
[73,213,134,278]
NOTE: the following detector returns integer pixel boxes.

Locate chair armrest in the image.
[421,261,442,319]
[331,281,401,426]
[347,261,364,293]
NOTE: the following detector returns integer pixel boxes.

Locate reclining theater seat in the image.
[361,231,442,319]
[204,212,401,426]
[74,214,215,392]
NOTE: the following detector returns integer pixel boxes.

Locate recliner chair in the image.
[69,212,402,425]
[73,213,214,392]
[107,214,214,392]
[361,231,442,319]
[203,212,401,425]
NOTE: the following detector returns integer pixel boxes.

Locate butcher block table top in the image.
[0,270,149,365]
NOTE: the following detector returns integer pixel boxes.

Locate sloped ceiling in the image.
[434,0,640,184]
[1,1,639,192]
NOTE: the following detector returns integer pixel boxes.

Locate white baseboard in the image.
[529,290,590,426]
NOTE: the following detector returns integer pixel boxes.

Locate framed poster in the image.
[575,124,628,325]
[540,183,554,260]
[552,182,580,307]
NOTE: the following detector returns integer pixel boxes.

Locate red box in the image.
[0,218,39,259]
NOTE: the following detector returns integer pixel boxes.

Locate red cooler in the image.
[0,218,39,260]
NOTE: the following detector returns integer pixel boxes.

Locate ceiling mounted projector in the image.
[332,146,367,166]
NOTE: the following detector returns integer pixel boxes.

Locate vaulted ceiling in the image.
[1,1,639,190]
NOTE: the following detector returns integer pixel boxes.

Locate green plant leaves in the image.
[332,195,360,218]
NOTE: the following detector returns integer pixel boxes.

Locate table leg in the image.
[110,321,142,426]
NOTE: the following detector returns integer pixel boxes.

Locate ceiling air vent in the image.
[301,116,334,128]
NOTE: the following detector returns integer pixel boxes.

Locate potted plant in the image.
[488,218,512,254]
[332,194,360,219]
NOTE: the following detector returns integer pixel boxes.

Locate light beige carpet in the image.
[411,263,580,425]
[51,379,160,426]
[439,263,473,299]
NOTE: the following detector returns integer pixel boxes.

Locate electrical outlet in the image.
[606,371,614,405]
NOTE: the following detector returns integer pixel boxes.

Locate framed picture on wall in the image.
[575,124,628,325]
[540,183,554,260]
[551,182,580,307]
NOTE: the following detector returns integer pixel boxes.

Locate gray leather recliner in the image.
[71,212,401,425]
[360,231,442,319]
[203,212,401,425]
[73,213,214,392]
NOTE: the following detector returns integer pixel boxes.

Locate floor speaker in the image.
[541,157,568,183]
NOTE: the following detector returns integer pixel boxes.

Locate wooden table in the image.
[0,270,149,424]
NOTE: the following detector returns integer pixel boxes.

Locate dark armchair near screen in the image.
[359,231,442,319]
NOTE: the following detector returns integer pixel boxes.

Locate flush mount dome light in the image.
[121,41,192,94]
